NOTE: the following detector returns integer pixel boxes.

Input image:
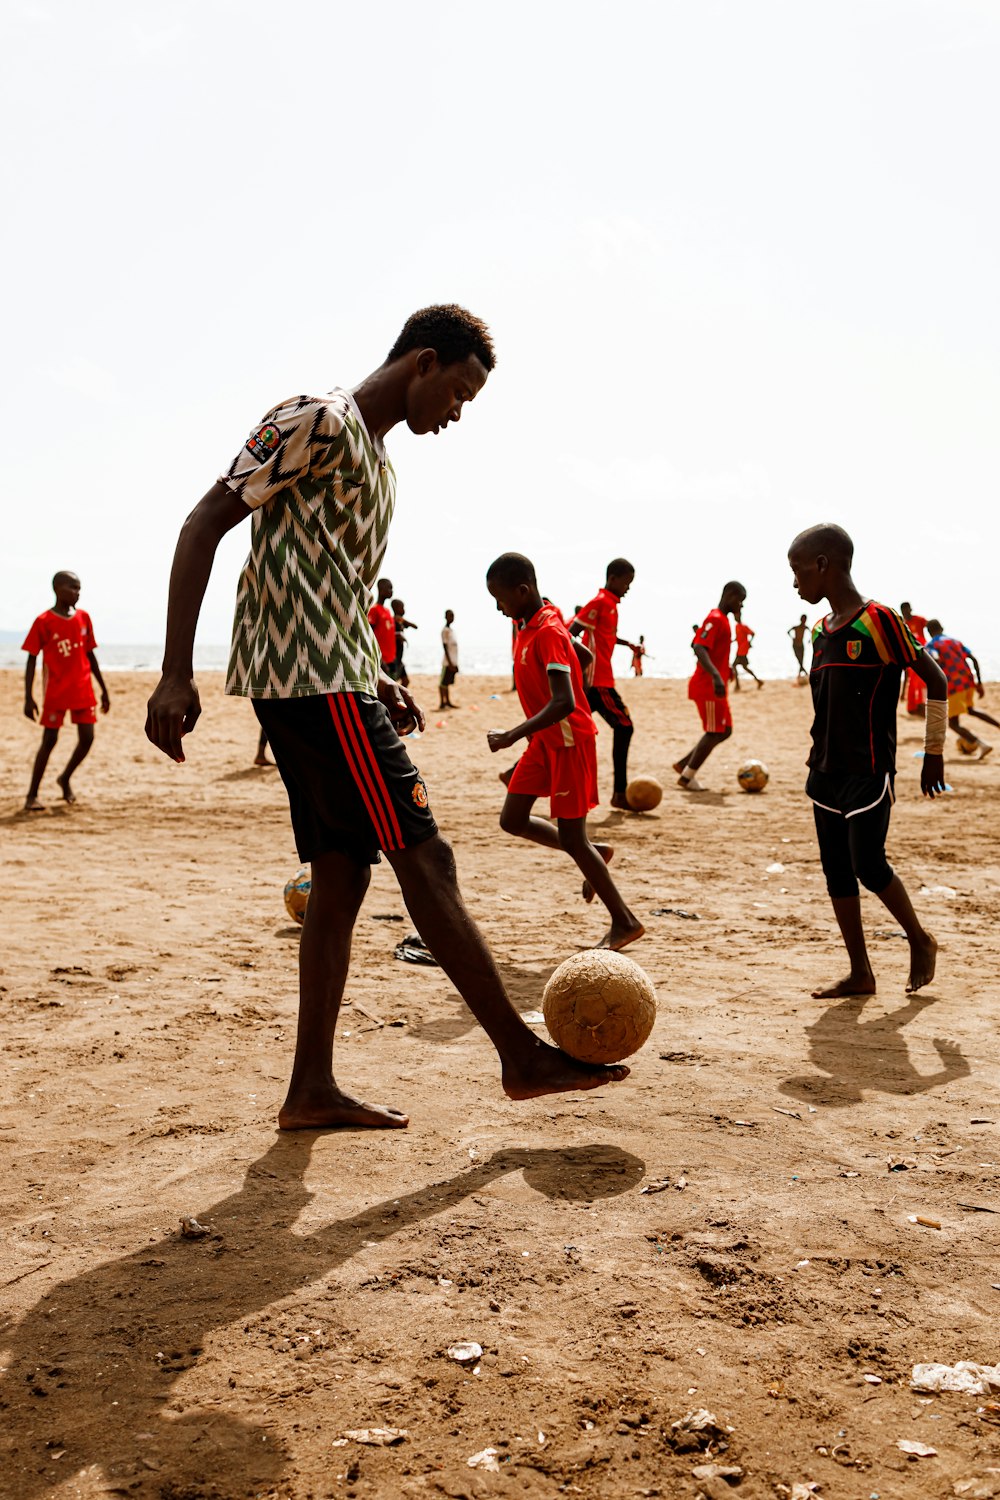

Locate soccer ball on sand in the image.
[626,775,663,811]
[956,737,978,756]
[737,759,769,793]
[284,866,312,924]
[542,950,657,1064]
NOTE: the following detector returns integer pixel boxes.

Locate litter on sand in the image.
[898,1439,938,1458]
[337,1428,408,1446]
[907,1215,942,1229]
[652,906,701,919]
[447,1341,483,1366]
[911,1362,1000,1396]
[393,934,438,966]
[179,1217,210,1238]
[467,1447,501,1471]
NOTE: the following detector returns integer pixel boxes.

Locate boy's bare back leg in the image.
[813,895,877,998]
[386,833,629,1098]
[875,874,937,993]
[25,727,59,810]
[557,819,643,950]
[56,722,94,803]
[279,850,409,1130]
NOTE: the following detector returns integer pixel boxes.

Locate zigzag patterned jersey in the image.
[221,390,395,699]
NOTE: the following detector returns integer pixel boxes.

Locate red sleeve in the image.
[694,615,718,651]
[80,611,97,652]
[538,622,573,671]
[21,615,46,655]
[573,594,602,629]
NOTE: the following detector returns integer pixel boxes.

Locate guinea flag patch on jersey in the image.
[246,423,281,463]
[847,638,862,659]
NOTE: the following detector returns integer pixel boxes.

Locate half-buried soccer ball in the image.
[626,775,663,811]
[542,950,656,1064]
[737,759,769,793]
[284,866,311,925]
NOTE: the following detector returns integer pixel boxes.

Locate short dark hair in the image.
[486,552,537,589]
[927,618,943,636]
[789,524,854,567]
[606,558,635,581]
[52,570,78,589]
[723,580,747,598]
[387,304,496,371]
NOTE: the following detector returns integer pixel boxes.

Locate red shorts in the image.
[906,668,926,713]
[507,734,599,820]
[42,701,97,728]
[692,693,732,733]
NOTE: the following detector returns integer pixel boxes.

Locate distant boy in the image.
[22,571,110,811]
[788,524,946,998]
[630,636,648,677]
[439,608,458,709]
[731,617,763,690]
[674,581,746,790]
[900,602,929,716]
[925,619,997,758]
[391,598,417,689]
[571,560,641,810]
[788,614,808,679]
[486,553,643,952]
[367,577,399,679]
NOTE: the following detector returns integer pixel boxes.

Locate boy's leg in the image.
[847,801,937,994]
[968,705,1000,729]
[499,791,561,849]
[557,818,643,950]
[587,688,634,808]
[386,834,629,1097]
[254,728,272,766]
[950,715,980,749]
[678,727,731,785]
[26,727,59,809]
[812,803,876,998]
[56,723,95,802]
[279,850,410,1129]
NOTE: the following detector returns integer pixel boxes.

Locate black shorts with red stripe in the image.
[586,685,633,729]
[252,693,437,865]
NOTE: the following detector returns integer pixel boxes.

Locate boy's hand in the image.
[377,676,424,736]
[976,683,985,698]
[145,675,202,762]
[487,728,515,753]
[921,752,947,799]
[24,696,38,721]
[712,671,727,697]
[100,691,111,715]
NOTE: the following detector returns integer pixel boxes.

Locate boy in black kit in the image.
[787,525,947,998]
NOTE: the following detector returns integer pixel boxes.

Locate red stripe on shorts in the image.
[327,696,397,851]
[346,695,405,849]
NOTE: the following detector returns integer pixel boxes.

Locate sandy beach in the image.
[2,666,999,1500]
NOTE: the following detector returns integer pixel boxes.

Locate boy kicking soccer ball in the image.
[486,553,644,953]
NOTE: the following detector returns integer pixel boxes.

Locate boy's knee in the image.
[556,820,585,852]
[720,725,733,742]
[499,805,523,837]
[855,855,893,895]
[42,728,59,746]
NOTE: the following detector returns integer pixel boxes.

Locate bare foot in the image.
[278,1087,409,1130]
[253,754,274,767]
[23,797,47,814]
[810,974,876,999]
[582,844,614,903]
[502,1037,629,1100]
[906,931,938,993]
[610,792,631,811]
[55,774,76,804]
[596,922,645,953]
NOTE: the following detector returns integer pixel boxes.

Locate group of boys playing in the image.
[21,302,990,1131]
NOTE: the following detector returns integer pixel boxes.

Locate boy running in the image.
[22,571,110,811]
[788,614,808,679]
[900,602,929,716]
[486,553,643,952]
[439,609,458,709]
[391,598,417,689]
[788,524,946,998]
[367,577,400,680]
[731,618,763,690]
[674,582,746,790]
[571,559,641,810]
[925,619,997,758]
[145,305,629,1127]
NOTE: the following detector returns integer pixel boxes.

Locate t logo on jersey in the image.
[57,638,73,657]
[847,639,862,659]
[246,424,281,463]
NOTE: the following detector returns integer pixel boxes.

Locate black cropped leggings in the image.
[813,796,894,899]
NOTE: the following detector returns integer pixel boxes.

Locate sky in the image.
[4,0,998,678]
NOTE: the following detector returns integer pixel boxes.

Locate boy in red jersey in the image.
[22,571,110,812]
[925,619,998,757]
[900,602,929,716]
[731,617,763,690]
[570,559,641,810]
[486,553,644,952]
[367,577,400,679]
[674,581,746,790]
[788,525,947,998]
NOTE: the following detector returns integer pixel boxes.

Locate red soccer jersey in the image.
[735,622,753,654]
[22,609,97,710]
[572,587,619,688]
[689,608,732,697]
[367,604,396,664]
[514,604,596,750]
[906,613,928,645]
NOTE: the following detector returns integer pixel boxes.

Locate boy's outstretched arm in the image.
[487,670,574,754]
[966,648,985,694]
[146,481,251,762]
[911,650,948,797]
[24,654,38,720]
[87,651,110,714]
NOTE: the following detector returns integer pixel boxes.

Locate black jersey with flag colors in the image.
[808,602,920,778]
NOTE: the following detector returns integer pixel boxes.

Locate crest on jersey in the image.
[412,779,428,809]
[246,423,281,463]
[847,639,862,660]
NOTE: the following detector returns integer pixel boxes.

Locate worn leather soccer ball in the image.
[283,866,311,925]
[542,950,656,1064]
[737,759,769,793]
[626,775,663,811]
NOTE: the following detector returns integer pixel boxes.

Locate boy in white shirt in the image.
[440,609,459,709]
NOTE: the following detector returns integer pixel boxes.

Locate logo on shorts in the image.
[847,639,862,660]
[412,779,428,809]
[245,423,281,463]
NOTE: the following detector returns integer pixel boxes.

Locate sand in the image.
[2,667,999,1500]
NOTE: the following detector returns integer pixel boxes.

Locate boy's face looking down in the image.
[720,584,746,617]
[788,545,827,606]
[405,353,489,436]
[607,570,634,599]
[487,579,536,623]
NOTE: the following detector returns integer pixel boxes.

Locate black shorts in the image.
[383,659,405,682]
[252,693,437,865]
[586,685,633,729]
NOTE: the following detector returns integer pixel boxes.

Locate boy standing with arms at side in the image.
[439,608,459,709]
[486,553,644,952]
[788,524,946,998]
[367,577,400,679]
[925,619,997,758]
[674,581,746,790]
[22,571,110,811]
[571,559,641,809]
[788,614,809,680]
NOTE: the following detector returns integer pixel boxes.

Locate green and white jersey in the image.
[222,389,395,699]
